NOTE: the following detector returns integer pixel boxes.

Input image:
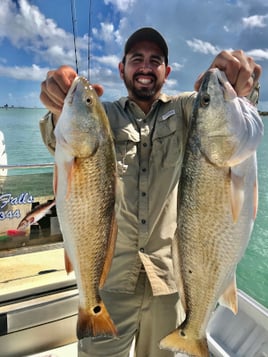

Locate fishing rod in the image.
[70,0,92,79]
[70,0,79,74]
[87,0,92,80]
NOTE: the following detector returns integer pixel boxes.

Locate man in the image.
[39,28,261,357]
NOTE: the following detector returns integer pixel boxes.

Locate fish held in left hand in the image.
[160,68,263,357]
[54,76,117,339]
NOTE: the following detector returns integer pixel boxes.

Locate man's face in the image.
[119,41,171,102]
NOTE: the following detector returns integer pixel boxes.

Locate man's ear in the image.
[118,62,124,79]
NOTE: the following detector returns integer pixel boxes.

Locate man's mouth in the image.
[137,77,153,84]
[135,74,156,85]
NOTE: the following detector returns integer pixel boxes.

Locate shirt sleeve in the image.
[39,111,56,156]
[246,81,260,106]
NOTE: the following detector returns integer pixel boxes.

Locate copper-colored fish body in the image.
[54,76,117,338]
[160,69,263,357]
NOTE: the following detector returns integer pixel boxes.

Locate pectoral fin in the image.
[65,158,76,200]
[230,168,245,223]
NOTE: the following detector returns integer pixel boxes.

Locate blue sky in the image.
[0,0,267,109]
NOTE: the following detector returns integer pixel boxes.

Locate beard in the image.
[123,72,162,101]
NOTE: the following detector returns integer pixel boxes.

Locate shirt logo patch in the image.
[160,109,176,121]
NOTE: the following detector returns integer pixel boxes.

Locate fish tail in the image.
[77,301,118,339]
[159,329,209,357]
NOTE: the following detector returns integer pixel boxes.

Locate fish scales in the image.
[54,76,117,339]
[160,68,263,356]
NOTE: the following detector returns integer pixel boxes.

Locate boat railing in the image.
[0,163,54,170]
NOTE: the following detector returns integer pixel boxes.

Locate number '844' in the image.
[0,210,21,220]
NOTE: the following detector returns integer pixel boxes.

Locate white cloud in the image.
[94,55,120,68]
[92,22,116,42]
[171,62,184,72]
[0,0,268,106]
[0,64,49,81]
[104,0,136,12]
[165,78,178,89]
[242,14,268,29]
[0,0,86,67]
[186,39,221,55]
[246,48,268,60]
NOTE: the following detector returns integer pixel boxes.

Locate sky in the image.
[0,0,267,109]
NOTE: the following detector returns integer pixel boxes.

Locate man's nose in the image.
[139,61,153,71]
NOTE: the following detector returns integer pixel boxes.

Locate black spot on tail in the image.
[93,305,101,314]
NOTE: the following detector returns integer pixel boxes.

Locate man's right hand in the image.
[40,66,77,124]
[40,66,105,126]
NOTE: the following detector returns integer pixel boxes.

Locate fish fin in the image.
[53,164,58,195]
[171,230,187,313]
[64,249,73,274]
[99,212,117,288]
[65,159,76,200]
[160,329,209,357]
[77,302,118,339]
[253,178,258,220]
[230,168,245,223]
[219,277,238,314]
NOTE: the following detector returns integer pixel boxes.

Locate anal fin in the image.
[219,276,238,314]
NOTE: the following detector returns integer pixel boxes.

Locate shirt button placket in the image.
[139,121,150,248]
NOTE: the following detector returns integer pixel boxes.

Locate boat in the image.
[0,275,267,356]
[0,164,267,357]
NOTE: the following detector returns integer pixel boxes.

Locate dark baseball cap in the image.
[124,27,168,65]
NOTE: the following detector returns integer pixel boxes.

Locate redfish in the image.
[54,76,117,339]
[160,69,263,356]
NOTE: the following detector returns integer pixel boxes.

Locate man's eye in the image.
[152,60,161,66]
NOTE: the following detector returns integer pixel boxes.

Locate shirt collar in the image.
[119,93,172,109]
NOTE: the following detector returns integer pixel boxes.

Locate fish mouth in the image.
[210,68,237,101]
[66,76,80,105]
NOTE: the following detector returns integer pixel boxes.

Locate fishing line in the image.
[70,0,79,74]
[87,0,92,80]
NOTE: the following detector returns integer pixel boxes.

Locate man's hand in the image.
[40,65,104,125]
[194,50,262,97]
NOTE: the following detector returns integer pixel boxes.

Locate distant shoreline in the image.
[0,107,45,110]
[1,106,267,116]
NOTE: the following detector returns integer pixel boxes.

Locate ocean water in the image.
[237,116,268,307]
[0,108,267,308]
[0,108,52,175]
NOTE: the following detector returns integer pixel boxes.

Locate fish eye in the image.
[85,96,93,106]
[201,93,210,107]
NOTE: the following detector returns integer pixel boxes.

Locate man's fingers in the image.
[194,50,262,97]
[92,84,104,97]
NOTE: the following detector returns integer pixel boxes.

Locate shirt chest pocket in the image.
[151,117,183,168]
[114,125,140,177]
